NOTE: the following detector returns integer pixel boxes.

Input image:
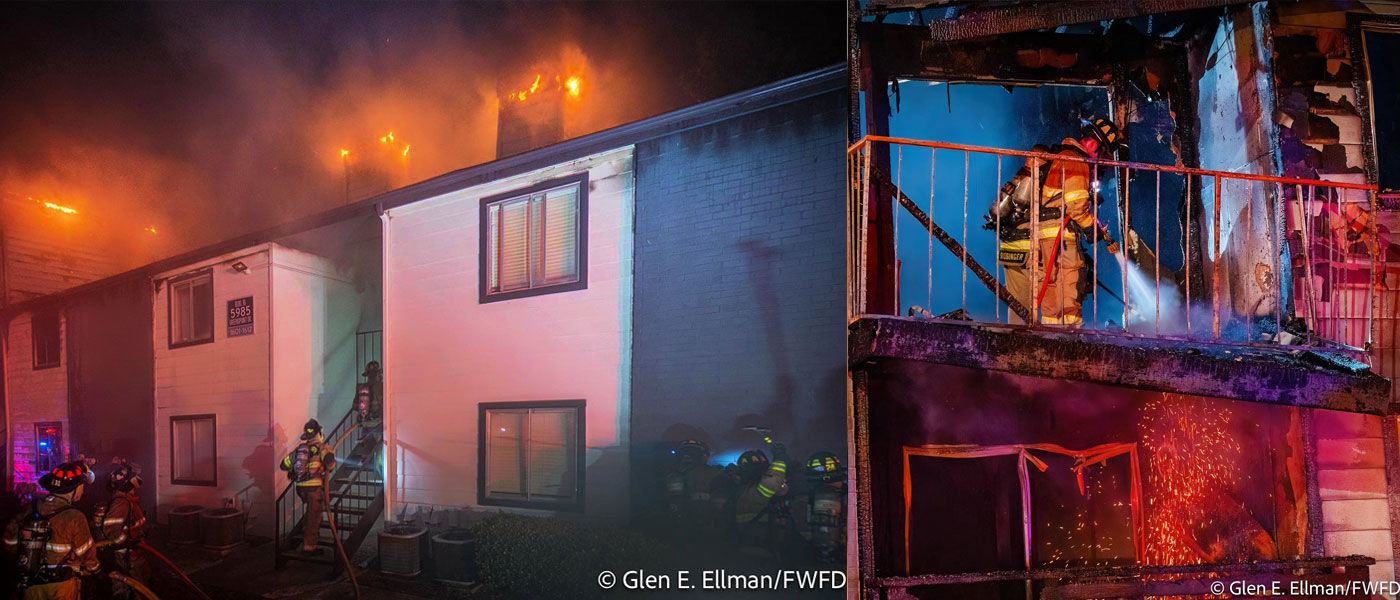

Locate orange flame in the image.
[145,225,158,235]
[402,145,410,157]
[565,77,581,97]
[340,148,350,158]
[38,200,78,215]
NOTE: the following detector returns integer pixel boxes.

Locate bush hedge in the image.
[471,513,668,599]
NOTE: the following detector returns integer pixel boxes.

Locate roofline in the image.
[0,64,845,319]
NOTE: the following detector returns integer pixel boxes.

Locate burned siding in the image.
[630,90,848,518]
[860,359,1312,584]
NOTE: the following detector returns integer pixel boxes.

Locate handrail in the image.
[274,404,369,567]
[849,135,1379,191]
[848,135,1383,350]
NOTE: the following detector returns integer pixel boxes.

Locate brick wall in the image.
[630,89,848,515]
[5,312,69,487]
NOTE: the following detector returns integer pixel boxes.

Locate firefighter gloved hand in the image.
[770,443,789,464]
[1106,241,1121,254]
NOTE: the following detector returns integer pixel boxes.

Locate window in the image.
[168,270,214,348]
[478,401,585,510]
[1361,26,1400,192]
[31,311,60,370]
[479,173,588,303]
[170,414,217,486]
[34,422,63,475]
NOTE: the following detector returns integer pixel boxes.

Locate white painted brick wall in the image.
[383,147,633,520]
[6,312,69,486]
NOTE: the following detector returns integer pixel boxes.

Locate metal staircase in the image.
[274,405,384,569]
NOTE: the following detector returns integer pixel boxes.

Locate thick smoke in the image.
[0,3,840,274]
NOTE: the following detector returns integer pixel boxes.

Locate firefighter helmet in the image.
[38,461,94,494]
[362,361,381,378]
[738,449,768,467]
[301,419,323,441]
[673,439,709,466]
[108,460,143,493]
[1080,116,1125,158]
[805,451,846,483]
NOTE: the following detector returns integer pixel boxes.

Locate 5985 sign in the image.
[227,296,254,337]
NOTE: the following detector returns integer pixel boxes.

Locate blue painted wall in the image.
[886,81,1185,327]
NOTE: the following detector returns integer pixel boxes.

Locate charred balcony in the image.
[847,136,1391,412]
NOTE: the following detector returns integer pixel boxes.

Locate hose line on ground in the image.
[138,542,216,600]
[110,571,161,600]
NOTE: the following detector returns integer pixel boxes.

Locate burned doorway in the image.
[885,80,1186,329]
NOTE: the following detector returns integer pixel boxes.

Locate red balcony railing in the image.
[848,135,1382,353]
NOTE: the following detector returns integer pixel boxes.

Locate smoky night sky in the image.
[0,1,842,271]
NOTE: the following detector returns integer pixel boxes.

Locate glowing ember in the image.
[402,145,410,157]
[565,76,580,97]
[340,148,350,158]
[145,225,158,235]
[1139,394,1241,565]
[38,200,78,215]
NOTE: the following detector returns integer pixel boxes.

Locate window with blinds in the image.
[479,173,588,302]
[479,401,584,510]
[169,270,214,348]
[171,414,217,486]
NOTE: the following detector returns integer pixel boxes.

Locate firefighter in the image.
[280,419,337,554]
[358,361,383,426]
[4,461,100,600]
[662,439,722,539]
[989,116,1125,326]
[801,451,846,565]
[95,460,148,599]
[730,445,791,555]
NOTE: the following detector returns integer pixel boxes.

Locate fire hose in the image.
[110,571,161,600]
[330,423,360,456]
[322,483,361,600]
[138,542,215,600]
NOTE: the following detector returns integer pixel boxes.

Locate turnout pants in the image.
[23,579,80,600]
[296,485,325,552]
[1002,236,1086,326]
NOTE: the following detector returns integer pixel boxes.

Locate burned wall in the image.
[1189,3,1284,320]
[860,359,1311,588]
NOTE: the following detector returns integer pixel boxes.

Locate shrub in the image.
[471,513,668,600]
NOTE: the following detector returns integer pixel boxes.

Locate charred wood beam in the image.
[871,555,1374,588]
[875,172,1034,323]
[926,0,1248,42]
[849,316,1392,413]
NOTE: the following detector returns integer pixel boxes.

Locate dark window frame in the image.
[167,269,215,349]
[478,172,589,304]
[34,421,63,475]
[1349,14,1400,194]
[170,413,218,487]
[477,399,586,511]
[31,311,60,370]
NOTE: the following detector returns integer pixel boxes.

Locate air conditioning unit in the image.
[431,529,476,584]
[378,524,427,576]
[168,505,203,545]
[200,507,246,551]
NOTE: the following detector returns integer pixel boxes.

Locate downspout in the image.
[378,207,395,521]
